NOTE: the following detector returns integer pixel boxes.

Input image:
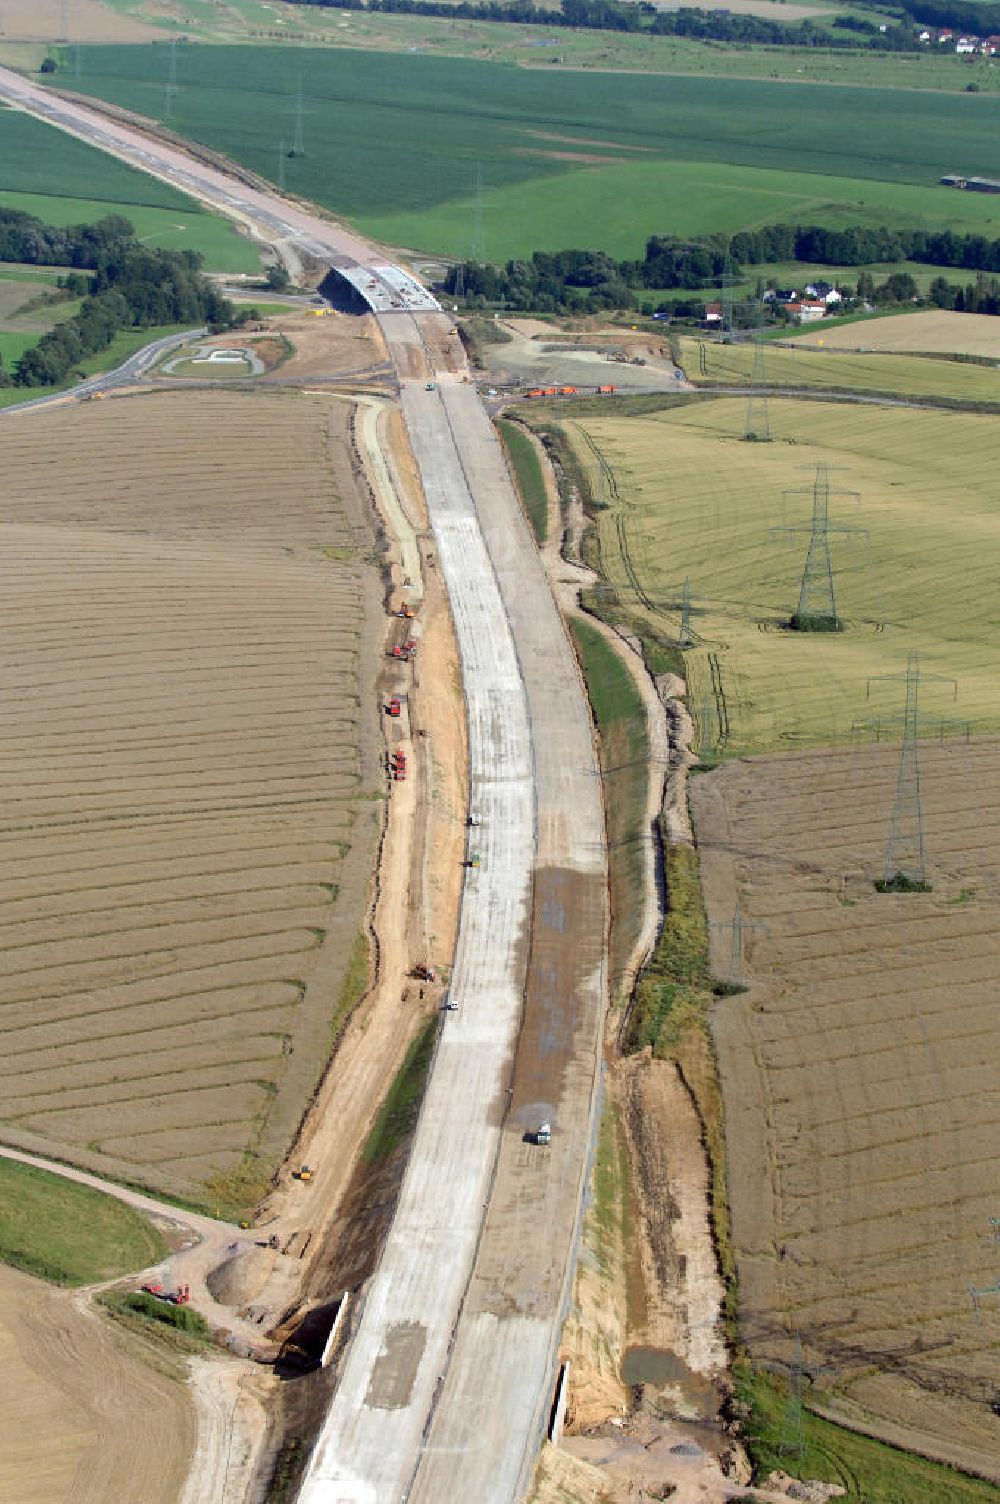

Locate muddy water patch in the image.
[622,1344,721,1420]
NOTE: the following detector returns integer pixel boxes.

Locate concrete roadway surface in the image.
[0,65,609,1504]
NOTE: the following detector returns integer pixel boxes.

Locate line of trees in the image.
[289,0,922,50]
[902,0,1000,34]
[0,208,136,269]
[0,213,238,388]
[438,223,1000,315]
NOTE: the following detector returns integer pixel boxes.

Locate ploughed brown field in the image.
[0,391,382,1210]
[692,739,1000,1480]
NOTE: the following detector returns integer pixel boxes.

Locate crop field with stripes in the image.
[0,392,382,1215]
[677,335,1000,405]
[693,740,1000,1482]
[565,397,1000,757]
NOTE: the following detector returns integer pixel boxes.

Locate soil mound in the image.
[207,1245,276,1306]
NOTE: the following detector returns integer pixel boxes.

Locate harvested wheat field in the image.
[0,1263,194,1504]
[692,738,1000,1480]
[568,397,1000,755]
[678,335,1000,402]
[789,309,1000,359]
[0,391,383,1214]
[0,0,160,41]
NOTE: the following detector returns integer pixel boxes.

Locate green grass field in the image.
[497,417,548,542]
[0,1157,166,1285]
[47,0,1000,93]
[678,336,1000,403]
[569,614,648,988]
[361,1017,437,1165]
[0,108,260,272]
[56,46,1000,260]
[740,1368,1000,1503]
[564,397,1000,756]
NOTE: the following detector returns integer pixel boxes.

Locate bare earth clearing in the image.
[0,390,383,1209]
[693,739,1000,1480]
[788,309,1000,358]
[0,1263,194,1503]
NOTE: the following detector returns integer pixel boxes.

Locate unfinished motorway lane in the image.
[0,65,609,1504]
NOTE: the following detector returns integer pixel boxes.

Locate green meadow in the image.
[54,46,1000,259]
[0,107,260,272]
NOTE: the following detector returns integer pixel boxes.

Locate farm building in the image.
[784,299,827,323]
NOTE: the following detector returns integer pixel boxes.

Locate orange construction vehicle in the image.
[597,384,616,395]
[388,639,418,662]
[397,604,415,620]
[386,697,402,718]
[559,386,577,396]
[142,1281,191,1305]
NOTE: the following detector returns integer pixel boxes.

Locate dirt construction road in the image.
[0,66,609,1504]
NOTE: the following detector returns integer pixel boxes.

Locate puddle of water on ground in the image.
[622,1344,720,1420]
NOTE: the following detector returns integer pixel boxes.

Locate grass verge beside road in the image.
[497,417,548,544]
[0,1157,166,1285]
[361,1016,437,1166]
[569,616,647,997]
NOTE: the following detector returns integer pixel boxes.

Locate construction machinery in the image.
[466,851,480,868]
[386,696,402,718]
[532,1122,552,1147]
[392,749,407,782]
[397,604,415,620]
[142,1281,192,1304]
[442,997,459,1012]
[414,964,437,982]
[293,1165,315,1183]
[388,639,418,662]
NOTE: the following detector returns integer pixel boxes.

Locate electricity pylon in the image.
[969,1280,1000,1320]
[711,902,765,990]
[719,249,737,343]
[292,74,306,157]
[775,1333,836,1463]
[771,462,863,631]
[165,37,178,120]
[861,653,963,888]
[744,322,770,442]
[472,162,485,262]
[663,577,699,648]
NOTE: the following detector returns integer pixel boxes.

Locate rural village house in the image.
[784,299,828,323]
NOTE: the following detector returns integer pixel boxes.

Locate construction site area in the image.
[2,39,1000,1504]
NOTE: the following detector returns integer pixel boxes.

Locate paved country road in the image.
[0,64,609,1504]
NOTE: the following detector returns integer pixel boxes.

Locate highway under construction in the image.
[0,63,609,1504]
